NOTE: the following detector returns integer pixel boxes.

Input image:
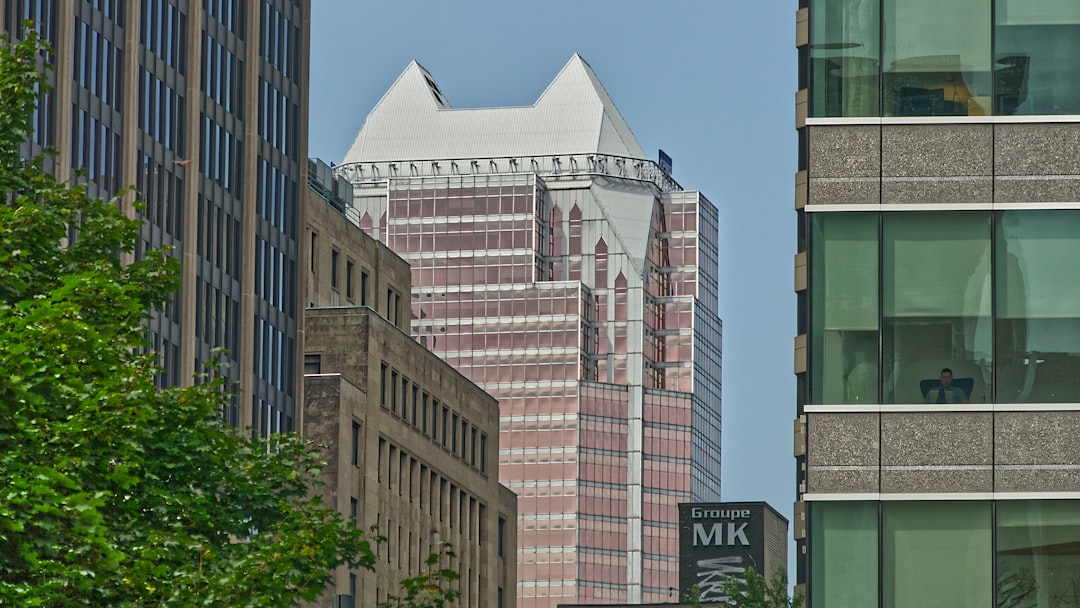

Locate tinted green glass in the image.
[883,501,992,608]
[882,212,992,404]
[811,502,878,607]
[811,0,881,116]
[997,500,1080,606]
[995,211,1080,402]
[883,0,992,116]
[810,213,879,404]
[995,1,1080,115]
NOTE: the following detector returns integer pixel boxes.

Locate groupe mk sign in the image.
[678,502,787,605]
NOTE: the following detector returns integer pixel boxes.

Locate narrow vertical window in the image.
[346,260,354,300]
[351,421,361,466]
[331,249,339,289]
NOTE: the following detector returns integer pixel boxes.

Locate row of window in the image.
[193,279,239,357]
[70,105,122,194]
[253,316,294,394]
[810,210,1080,405]
[258,157,297,236]
[371,436,496,607]
[203,0,245,38]
[200,115,241,193]
[74,19,123,108]
[379,362,488,474]
[141,0,186,73]
[255,238,296,315]
[139,69,184,153]
[196,196,240,276]
[258,79,296,156]
[259,0,300,80]
[811,500,1080,608]
[136,153,185,240]
[809,0,1080,116]
[202,32,242,114]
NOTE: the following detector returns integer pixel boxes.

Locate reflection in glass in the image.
[997,500,1080,607]
[996,211,1080,402]
[882,212,992,404]
[811,0,880,117]
[810,213,879,404]
[883,0,992,116]
[882,501,992,608]
[811,502,878,607]
[996,0,1080,115]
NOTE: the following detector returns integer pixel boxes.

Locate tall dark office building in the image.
[796,1,1080,606]
[3,0,309,435]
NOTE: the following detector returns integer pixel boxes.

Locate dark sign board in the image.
[679,502,784,605]
[658,149,673,175]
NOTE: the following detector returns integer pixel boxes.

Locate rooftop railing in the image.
[333,152,683,193]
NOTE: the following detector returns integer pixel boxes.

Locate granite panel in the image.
[995,411,1080,465]
[881,412,992,466]
[994,176,1080,203]
[881,124,992,178]
[807,412,879,466]
[808,177,880,205]
[807,467,879,495]
[995,123,1080,176]
[808,126,880,178]
[995,467,1080,493]
[881,467,993,494]
[882,176,993,204]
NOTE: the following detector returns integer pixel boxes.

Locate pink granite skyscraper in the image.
[333,55,722,607]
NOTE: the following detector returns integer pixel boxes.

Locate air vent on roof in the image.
[424,75,447,106]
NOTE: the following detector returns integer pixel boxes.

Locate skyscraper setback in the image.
[336,56,723,606]
[3,0,308,435]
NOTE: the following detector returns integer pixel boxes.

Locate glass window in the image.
[883,0,992,116]
[995,0,1080,115]
[996,211,1080,403]
[810,213,879,404]
[997,500,1080,607]
[811,501,878,608]
[882,212,992,404]
[810,0,881,117]
[882,501,992,608]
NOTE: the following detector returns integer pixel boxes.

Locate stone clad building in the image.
[303,160,517,608]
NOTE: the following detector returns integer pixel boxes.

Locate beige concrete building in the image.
[3,1,310,436]
[303,159,517,608]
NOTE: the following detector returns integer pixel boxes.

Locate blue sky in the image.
[309,0,797,544]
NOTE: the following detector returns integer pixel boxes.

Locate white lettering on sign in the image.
[691,508,752,519]
[692,522,751,546]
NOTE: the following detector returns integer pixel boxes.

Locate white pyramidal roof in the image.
[342,54,647,164]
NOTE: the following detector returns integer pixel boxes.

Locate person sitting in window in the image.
[925,368,969,404]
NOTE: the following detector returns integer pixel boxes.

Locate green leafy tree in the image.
[718,567,804,608]
[0,30,377,607]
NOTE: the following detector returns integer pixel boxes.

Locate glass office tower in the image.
[796,1,1080,606]
[3,0,308,435]
[335,56,723,608]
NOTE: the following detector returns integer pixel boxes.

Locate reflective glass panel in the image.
[883,0,992,116]
[995,0,1080,115]
[997,500,1080,607]
[882,501,992,608]
[882,212,992,404]
[811,0,881,117]
[811,501,878,607]
[996,211,1080,403]
[810,213,879,404]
